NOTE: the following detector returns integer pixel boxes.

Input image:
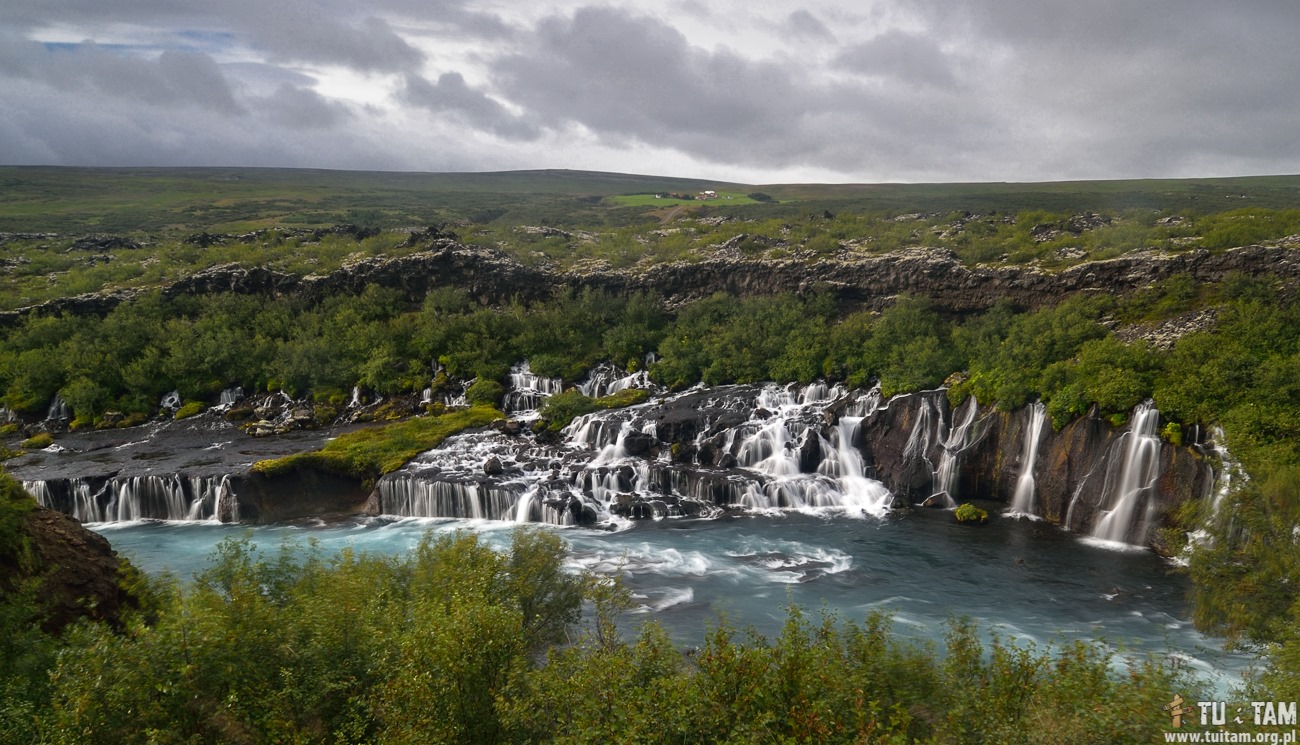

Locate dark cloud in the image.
[247,13,423,73]
[834,30,958,90]
[401,72,540,141]
[494,8,798,146]
[787,10,833,41]
[255,83,352,130]
[11,43,243,114]
[0,0,463,73]
[490,6,988,175]
[2,0,1300,181]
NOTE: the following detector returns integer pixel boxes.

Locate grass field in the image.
[3,166,1298,235]
[608,191,761,208]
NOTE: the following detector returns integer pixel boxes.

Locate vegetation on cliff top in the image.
[251,405,503,482]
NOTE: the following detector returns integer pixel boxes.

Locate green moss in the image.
[537,388,651,432]
[0,423,17,437]
[117,412,150,428]
[955,503,989,523]
[252,405,503,483]
[19,433,52,450]
[173,402,206,420]
[1161,421,1183,446]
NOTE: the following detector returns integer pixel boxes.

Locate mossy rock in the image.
[174,402,206,420]
[20,432,53,450]
[954,503,989,524]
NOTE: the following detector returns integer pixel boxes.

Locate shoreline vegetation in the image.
[3,167,1300,740]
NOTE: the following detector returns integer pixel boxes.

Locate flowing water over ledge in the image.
[15,373,1249,694]
[92,510,1251,697]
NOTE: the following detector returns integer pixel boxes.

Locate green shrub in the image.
[538,388,650,432]
[465,378,505,407]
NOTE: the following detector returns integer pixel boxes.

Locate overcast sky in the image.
[2,1,1298,184]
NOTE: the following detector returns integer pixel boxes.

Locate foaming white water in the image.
[1078,536,1152,554]
[631,587,695,613]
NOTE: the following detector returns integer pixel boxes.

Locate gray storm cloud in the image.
[0,1,1298,181]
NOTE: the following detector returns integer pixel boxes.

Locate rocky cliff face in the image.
[4,241,1299,326]
[4,505,140,632]
[848,390,1211,550]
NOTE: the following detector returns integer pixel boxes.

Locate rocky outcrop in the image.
[4,240,1300,327]
[6,505,139,632]
[233,469,370,523]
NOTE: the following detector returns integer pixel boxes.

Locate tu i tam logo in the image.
[1165,693,1297,728]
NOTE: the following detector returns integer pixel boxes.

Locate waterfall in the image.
[901,396,938,479]
[377,477,520,520]
[1009,402,1047,516]
[160,390,182,411]
[577,363,655,399]
[820,415,893,516]
[504,361,565,413]
[23,475,238,524]
[929,396,980,508]
[1205,426,1245,517]
[1090,402,1162,545]
[219,387,244,407]
[46,394,69,421]
[372,380,894,526]
[348,386,363,408]
[22,479,53,509]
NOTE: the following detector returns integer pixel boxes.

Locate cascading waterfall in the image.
[219,387,244,407]
[46,394,70,421]
[901,396,938,481]
[22,479,53,509]
[577,363,656,399]
[160,390,182,411]
[1090,402,1163,545]
[21,475,237,524]
[372,381,893,526]
[929,397,980,508]
[378,478,520,520]
[1009,402,1047,516]
[504,361,565,413]
[1205,426,1244,517]
[817,414,893,516]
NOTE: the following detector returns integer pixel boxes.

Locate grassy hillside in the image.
[4,166,1300,234]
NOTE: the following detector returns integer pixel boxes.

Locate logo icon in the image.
[1164,694,1197,728]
